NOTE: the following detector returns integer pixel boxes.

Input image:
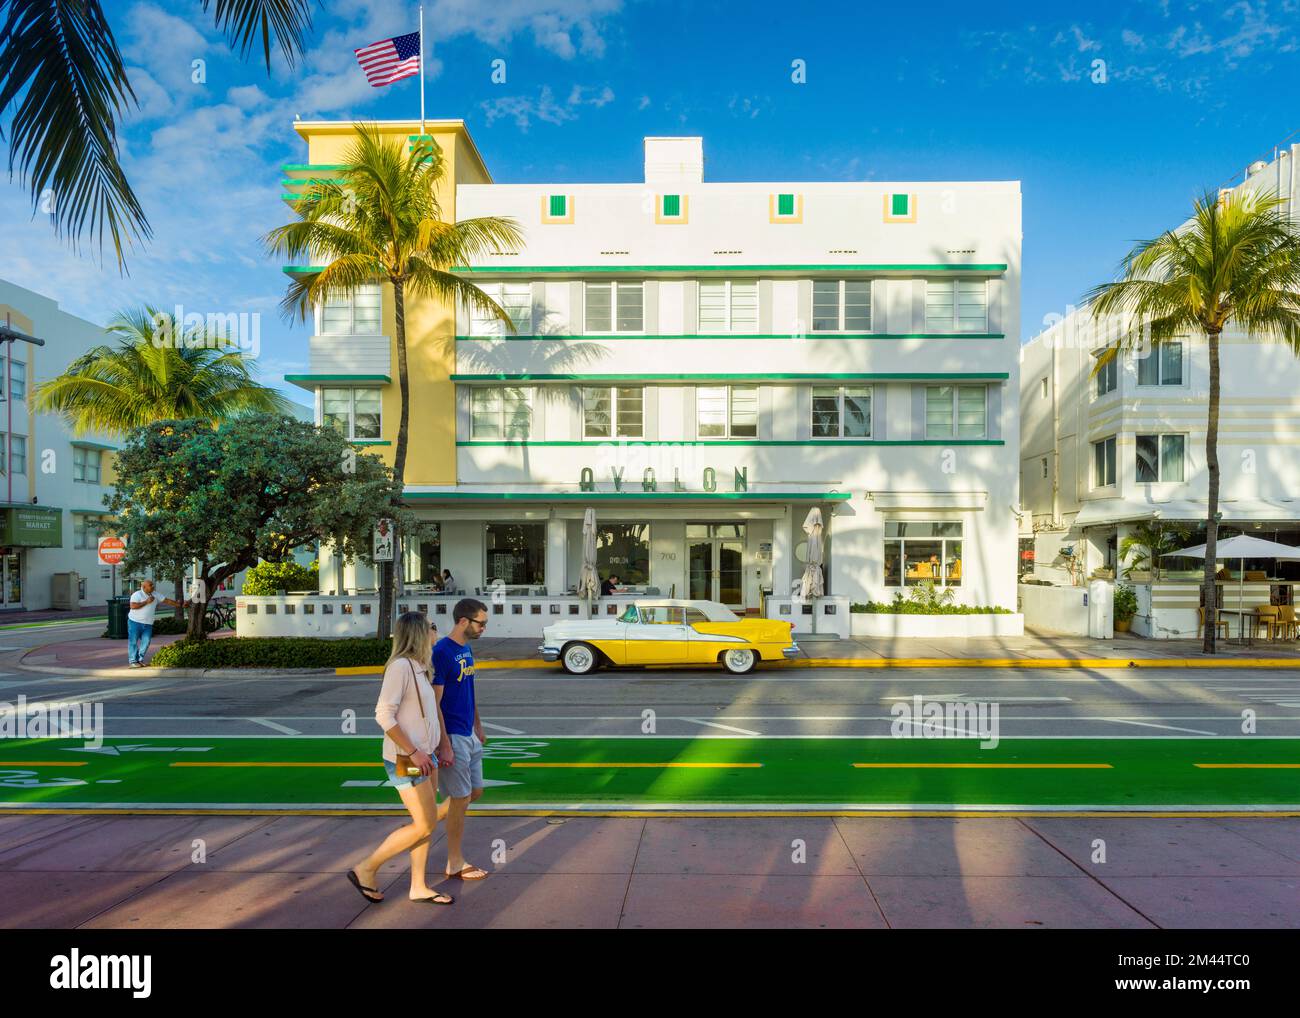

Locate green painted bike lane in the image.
[1,737,1298,809]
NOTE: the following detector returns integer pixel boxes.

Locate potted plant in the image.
[1113,584,1138,633]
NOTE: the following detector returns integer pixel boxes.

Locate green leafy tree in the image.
[108,414,430,640]
[0,0,314,266]
[1119,521,1192,580]
[241,559,319,596]
[33,304,294,616]
[1088,191,1300,653]
[264,124,523,637]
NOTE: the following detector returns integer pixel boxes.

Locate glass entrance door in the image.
[2,552,21,607]
[687,538,744,608]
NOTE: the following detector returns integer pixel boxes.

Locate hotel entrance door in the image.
[687,524,745,607]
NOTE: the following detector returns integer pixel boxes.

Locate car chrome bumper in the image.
[782,643,801,658]
[538,645,560,662]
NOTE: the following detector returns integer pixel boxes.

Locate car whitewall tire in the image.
[721,648,757,674]
[561,642,600,675]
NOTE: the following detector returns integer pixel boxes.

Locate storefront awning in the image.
[0,505,62,547]
[1075,497,1300,528]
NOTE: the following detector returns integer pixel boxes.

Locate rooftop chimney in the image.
[644,137,704,184]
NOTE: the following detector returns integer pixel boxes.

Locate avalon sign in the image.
[579,466,749,493]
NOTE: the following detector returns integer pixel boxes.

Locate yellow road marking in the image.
[169,762,381,768]
[0,761,87,767]
[852,762,1113,769]
[510,761,762,769]
[1194,763,1300,769]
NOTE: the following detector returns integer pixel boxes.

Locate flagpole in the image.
[418,4,426,135]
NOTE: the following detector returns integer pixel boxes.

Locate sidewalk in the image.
[14,629,1300,678]
[0,605,108,627]
[2,813,1296,928]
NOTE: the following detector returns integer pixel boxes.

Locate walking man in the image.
[127,579,182,667]
[433,597,490,880]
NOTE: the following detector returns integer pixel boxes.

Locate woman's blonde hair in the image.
[387,611,434,671]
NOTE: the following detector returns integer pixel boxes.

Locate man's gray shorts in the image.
[441,732,484,799]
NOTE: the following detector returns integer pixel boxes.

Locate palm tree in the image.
[1088,190,1300,653]
[1118,520,1191,580]
[263,124,523,637]
[0,0,313,268]
[33,304,296,615]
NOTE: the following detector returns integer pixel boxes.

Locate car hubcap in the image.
[566,647,592,671]
[726,650,751,671]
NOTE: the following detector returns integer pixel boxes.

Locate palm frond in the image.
[203,0,315,70]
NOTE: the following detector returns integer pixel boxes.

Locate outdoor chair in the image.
[1198,607,1229,641]
[1252,604,1282,641]
[1276,604,1298,641]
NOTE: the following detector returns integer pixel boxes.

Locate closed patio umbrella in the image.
[799,506,825,601]
[1164,534,1300,636]
[577,508,600,616]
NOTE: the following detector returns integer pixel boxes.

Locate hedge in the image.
[100,614,189,638]
[851,602,1014,615]
[150,636,392,669]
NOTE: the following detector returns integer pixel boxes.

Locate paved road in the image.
[3,662,1298,739]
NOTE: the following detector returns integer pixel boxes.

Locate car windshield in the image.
[619,605,639,623]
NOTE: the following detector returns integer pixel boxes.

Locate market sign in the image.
[0,506,62,548]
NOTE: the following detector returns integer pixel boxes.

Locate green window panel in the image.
[891,193,911,217]
[662,194,681,217]
[777,193,795,216]
[549,194,567,217]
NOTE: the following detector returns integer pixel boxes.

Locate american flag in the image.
[354,31,421,87]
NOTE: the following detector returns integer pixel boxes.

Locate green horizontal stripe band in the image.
[403,491,853,501]
[350,440,391,446]
[68,441,119,451]
[450,264,1008,274]
[280,164,346,171]
[455,333,1006,342]
[284,374,391,384]
[451,373,1009,382]
[457,440,1005,447]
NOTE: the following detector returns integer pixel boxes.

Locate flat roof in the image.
[291,119,492,183]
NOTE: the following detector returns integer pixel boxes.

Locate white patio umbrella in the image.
[1164,534,1300,631]
[576,507,600,616]
[799,506,825,601]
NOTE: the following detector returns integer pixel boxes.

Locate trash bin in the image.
[106,596,131,639]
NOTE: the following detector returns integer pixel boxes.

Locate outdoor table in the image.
[1216,607,1258,646]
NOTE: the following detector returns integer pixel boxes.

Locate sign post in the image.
[98,536,126,597]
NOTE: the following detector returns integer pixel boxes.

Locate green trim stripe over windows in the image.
[287,263,1008,276]
[404,490,854,502]
[451,372,1009,382]
[457,439,1005,447]
[454,333,1005,341]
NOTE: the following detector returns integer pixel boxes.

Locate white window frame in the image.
[469,386,532,440]
[1135,433,1186,484]
[319,283,382,336]
[468,282,533,337]
[925,279,988,333]
[697,280,759,333]
[584,282,644,334]
[73,446,103,484]
[811,385,872,439]
[582,386,644,439]
[8,360,25,401]
[5,434,25,476]
[1093,435,1117,488]
[924,385,987,439]
[74,514,105,550]
[811,280,873,333]
[697,385,759,440]
[1093,348,1118,397]
[883,520,965,589]
[321,387,383,440]
[1135,340,1185,387]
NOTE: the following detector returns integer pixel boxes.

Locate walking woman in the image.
[348,612,454,905]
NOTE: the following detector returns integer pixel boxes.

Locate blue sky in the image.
[2,0,1299,403]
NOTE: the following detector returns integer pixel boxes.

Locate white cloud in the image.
[428,0,621,59]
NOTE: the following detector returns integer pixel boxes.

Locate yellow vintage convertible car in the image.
[539,599,799,674]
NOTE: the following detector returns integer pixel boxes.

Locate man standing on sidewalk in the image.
[433,597,490,881]
[127,579,182,668]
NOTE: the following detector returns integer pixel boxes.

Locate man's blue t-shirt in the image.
[432,636,476,737]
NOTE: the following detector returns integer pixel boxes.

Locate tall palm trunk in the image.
[1202,330,1222,654]
[376,278,411,639]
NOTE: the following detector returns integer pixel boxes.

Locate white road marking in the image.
[247,717,302,736]
[1100,718,1218,735]
[682,718,762,736]
[481,722,525,735]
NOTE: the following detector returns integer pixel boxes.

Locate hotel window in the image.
[1136,434,1185,483]
[596,523,650,585]
[4,434,25,475]
[585,282,644,332]
[812,280,872,332]
[322,387,382,440]
[1094,348,1118,396]
[698,281,758,332]
[74,515,105,550]
[925,279,987,332]
[8,360,25,400]
[925,385,986,439]
[1136,340,1184,386]
[469,282,532,336]
[812,385,871,438]
[884,521,963,588]
[320,283,381,335]
[470,387,532,440]
[583,386,644,439]
[1093,436,1117,487]
[485,523,546,585]
[697,385,758,439]
[73,446,102,484]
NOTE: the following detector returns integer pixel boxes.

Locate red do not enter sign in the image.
[98,536,126,566]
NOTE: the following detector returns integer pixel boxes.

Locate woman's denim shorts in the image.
[384,758,432,789]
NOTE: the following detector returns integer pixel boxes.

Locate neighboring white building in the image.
[297,131,1024,619]
[1019,143,1300,630]
[0,279,120,611]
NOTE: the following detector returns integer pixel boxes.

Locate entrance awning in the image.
[1075,496,1300,528]
[0,505,62,547]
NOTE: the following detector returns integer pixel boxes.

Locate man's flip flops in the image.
[347,869,384,903]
